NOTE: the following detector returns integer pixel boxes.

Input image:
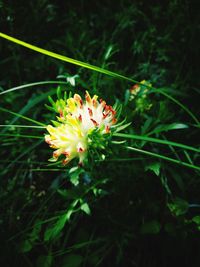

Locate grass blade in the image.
[0,133,43,139]
[0,81,68,95]
[126,146,200,171]
[0,107,45,126]
[0,32,136,83]
[114,133,200,153]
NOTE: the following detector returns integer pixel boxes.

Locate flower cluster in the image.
[45,91,117,166]
[129,80,152,112]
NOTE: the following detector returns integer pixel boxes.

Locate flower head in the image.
[129,80,152,112]
[45,91,117,165]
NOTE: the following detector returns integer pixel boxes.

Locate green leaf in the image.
[44,200,78,241]
[192,216,200,225]
[44,104,55,112]
[167,198,189,216]
[56,86,62,99]
[48,95,55,107]
[69,167,84,186]
[80,202,91,215]
[51,120,61,127]
[140,220,161,234]
[114,122,132,133]
[145,162,161,176]
[148,123,188,135]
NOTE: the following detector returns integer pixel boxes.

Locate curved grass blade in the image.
[0,32,136,83]
[1,139,43,175]
[114,133,200,153]
[0,124,45,128]
[0,81,68,95]
[126,146,200,171]
[155,89,199,125]
[0,32,198,124]
[0,107,45,126]
[1,91,58,134]
[0,133,43,139]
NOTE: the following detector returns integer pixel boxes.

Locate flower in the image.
[129,80,151,99]
[129,80,152,112]
[45,91,117,165]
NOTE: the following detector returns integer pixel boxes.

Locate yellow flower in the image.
[45,91,117,165]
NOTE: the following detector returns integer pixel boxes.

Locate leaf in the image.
[145,162,161,176]
[48,95,55,107]
[148,123,188,135]
[51,120,61,127]
[44,200,78,241]
[124,89,130,105]
[114,122,132,133]
[192,216,200,230]
[69,167,84,186]
[192,216,200,225]
[167,198,189,216]
[141,117,153,135]
[56,86,62,99]
[80,202,91,215]
[44,104,55,112]
[140,220,161,234]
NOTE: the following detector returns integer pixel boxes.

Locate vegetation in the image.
[0,1,200,266]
